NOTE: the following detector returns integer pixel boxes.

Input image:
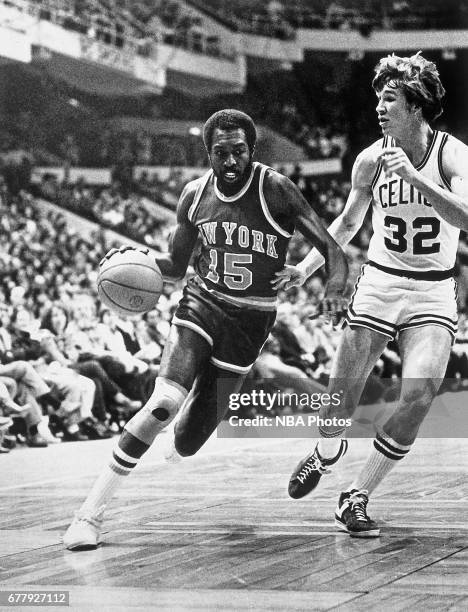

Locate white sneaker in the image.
[63,506,105,550]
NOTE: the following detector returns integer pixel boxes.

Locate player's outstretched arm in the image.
[273,149,376,290]
[153,182,199,280]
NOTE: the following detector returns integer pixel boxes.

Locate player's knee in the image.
[147,377,187,422]
[125,378,187,445]
[151,403,173,422]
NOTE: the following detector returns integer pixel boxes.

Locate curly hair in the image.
[372,52,445,123]
[203,109,257,152]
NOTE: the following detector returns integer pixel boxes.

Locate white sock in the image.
[80,444,140,516]
[317,424,346,458]
[350,432,411,495]
[79,378,188,516]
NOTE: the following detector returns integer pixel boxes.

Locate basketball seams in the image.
[99,262,160,275]
[98,279,162,295]
[98,284,152,314]
[97,253,163,315]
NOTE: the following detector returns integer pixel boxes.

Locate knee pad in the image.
[125,378,187,446]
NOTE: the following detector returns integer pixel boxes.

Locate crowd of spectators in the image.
[189,0,468,38]
[63,122,346,168]
[34,174,171,249]
[0,183,181,452]
[121,0,233,59]
[278,103,349,160]
[1,161,468,452]
[7,0,466,50]
[3,0,233,59]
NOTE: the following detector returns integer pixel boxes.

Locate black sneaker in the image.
[288,440,348,499]
[334,489,380,537]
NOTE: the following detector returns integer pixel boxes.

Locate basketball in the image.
[97,248,163,317]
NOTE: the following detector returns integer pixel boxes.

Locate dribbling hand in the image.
[100,245,150,266]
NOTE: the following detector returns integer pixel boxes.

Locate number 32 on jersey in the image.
[384,215,440,254]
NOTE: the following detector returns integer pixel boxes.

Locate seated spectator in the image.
[0,306,59,446]
[59,297,148,405]
[133,308,166,365]
[40,302,140,428]
[253,334,326,410]
[97,309,149,375]
[7,305,107,441]
[269,320,310,373]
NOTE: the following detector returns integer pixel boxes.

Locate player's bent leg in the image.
[63,378,189,551]
[63,326,212,551]
[288,325,389,500]
[174,364,245,457]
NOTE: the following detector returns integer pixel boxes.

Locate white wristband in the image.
[296,253,325,277]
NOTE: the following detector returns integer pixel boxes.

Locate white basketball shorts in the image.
[345,263,458,341]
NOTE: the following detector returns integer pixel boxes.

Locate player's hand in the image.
[271,265,307,291]
[100,245,149,266]
[377,147,417,182]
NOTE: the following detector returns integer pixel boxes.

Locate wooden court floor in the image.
[1,418,467,611]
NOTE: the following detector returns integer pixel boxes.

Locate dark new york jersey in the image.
[187,162,294,310]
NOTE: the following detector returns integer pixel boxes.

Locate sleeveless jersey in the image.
[187,162,294,310]
[367,131,459,272]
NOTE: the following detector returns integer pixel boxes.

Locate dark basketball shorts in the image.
[172,277,276,374]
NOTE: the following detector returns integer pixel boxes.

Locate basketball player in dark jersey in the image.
[63,109,348,549]
[276,53,468,537]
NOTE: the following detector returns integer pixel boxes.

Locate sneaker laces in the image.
[298,455,331,481]
[348,490,370,522]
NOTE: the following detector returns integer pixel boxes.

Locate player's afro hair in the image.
[372,52,445,123]
[203,109,257,152]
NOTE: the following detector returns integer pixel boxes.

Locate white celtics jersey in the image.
[367,131,459,272]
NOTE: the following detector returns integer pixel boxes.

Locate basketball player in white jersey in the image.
[275,53,468,536]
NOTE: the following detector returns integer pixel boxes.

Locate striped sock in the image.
[317,425,346,459]
[80,431,149,516]
[349,432,411,495]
